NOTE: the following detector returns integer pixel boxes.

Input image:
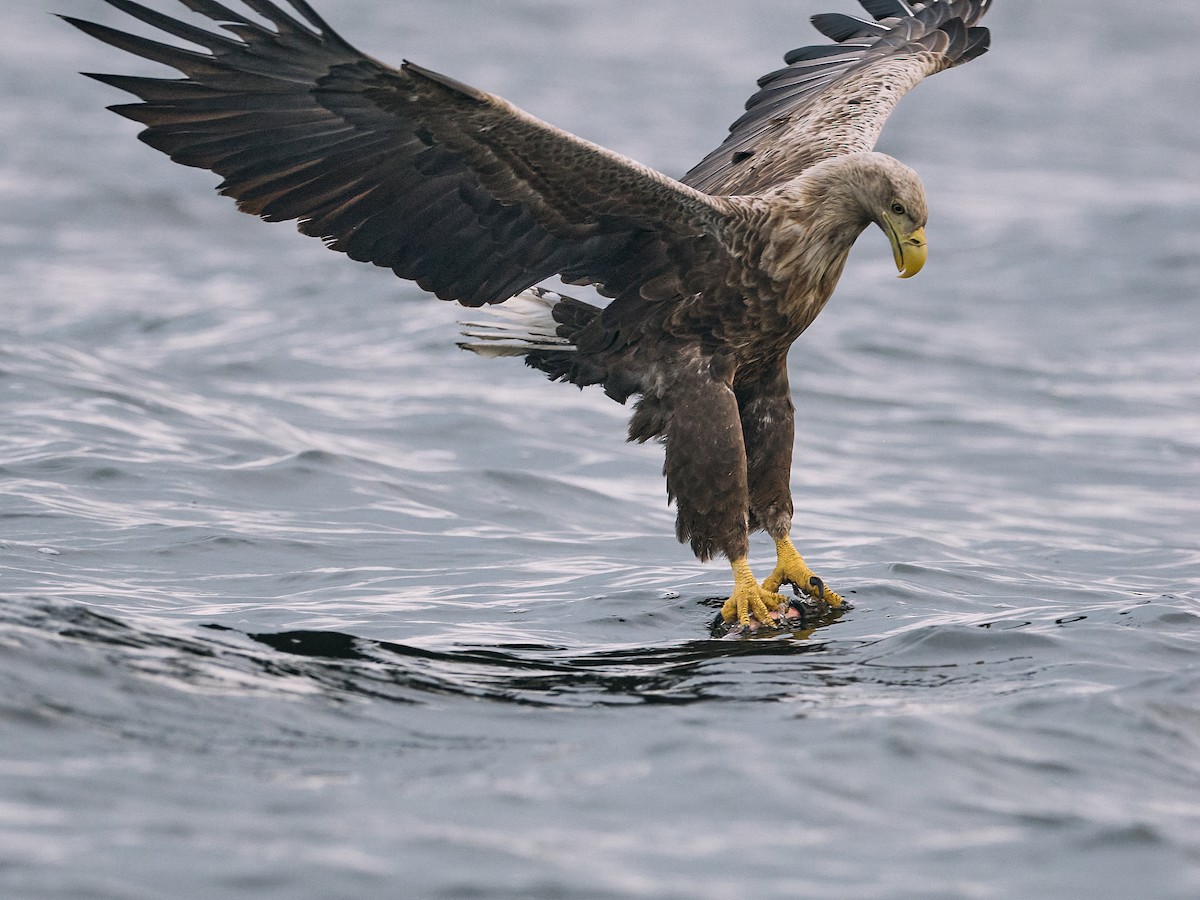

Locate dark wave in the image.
[10,591,1187,714]
[4,596,868,708]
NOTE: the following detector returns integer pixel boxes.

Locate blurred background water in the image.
[2,0,1199,897]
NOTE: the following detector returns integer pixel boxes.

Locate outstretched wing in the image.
[65,0,735,307]
[682,0,992,195]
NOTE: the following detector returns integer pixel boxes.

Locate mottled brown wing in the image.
[682,0,992,195]
[65,0,735,307]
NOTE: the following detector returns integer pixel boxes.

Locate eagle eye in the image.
[891,202,907,216]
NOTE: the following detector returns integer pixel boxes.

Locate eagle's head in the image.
[793,152,930,279]
[861,154,929,279]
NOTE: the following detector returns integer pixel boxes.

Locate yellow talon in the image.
[720,557,788,626]
[763,537,843,607]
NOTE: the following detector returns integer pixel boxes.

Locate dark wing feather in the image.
[65,0,735,307]
[681,0,992,195]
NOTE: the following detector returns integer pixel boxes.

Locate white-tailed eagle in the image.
[66,0,993,629]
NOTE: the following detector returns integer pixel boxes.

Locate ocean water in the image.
[2,0,1199,897]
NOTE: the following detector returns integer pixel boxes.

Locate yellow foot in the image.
[762,537,844,607]
[720,558,788,627]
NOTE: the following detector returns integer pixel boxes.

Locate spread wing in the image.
[64,0,737,308]
[682,0,992,195]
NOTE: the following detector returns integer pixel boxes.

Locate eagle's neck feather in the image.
[748,155,887,337]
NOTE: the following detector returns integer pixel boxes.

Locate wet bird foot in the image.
[762,536,844,607]
[719,557,788,627]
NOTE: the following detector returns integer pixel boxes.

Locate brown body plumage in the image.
[66,0,992,629]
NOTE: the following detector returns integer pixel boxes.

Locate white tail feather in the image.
[458,287,574,357]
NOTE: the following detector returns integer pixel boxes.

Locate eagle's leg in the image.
[631,353,785,627]
[739,359,843,612]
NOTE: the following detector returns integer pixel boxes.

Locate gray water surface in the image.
[3,1,1199,897]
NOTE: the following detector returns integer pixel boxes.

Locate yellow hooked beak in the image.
[885,221,927,279]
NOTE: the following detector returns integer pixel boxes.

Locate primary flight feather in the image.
[66,0,992,630]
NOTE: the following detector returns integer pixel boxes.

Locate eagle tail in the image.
[458,287,606,386]
[457,287,576,357]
